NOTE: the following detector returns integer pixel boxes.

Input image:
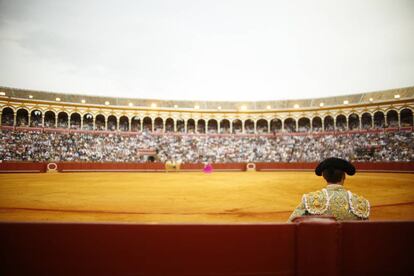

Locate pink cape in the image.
[203,164,213,173]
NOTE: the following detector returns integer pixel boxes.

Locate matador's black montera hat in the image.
[315,157,356,176]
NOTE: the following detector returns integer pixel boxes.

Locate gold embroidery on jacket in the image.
[348,191,370,219]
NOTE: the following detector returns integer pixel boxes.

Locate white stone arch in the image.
[186,118,196,133]
[207,118,219,134]
[82,112,94,130]
[297,116,311,132]
[323,114,335,131]
[29,108,43,127]
[106,114,118,131]
[1,105,16,112]
[118,115,129,131]
[283,117,297,132]
[163,117,174,132]
[311,116,323,131]
[128,114,140,132]
[56,111,69,128]
[142,116,152,132]
[231,118,243,134]
[218,118,231,134]
[256,117,269,133]
[196,118,206,134]
[43,110,57,128]
[243,118,255,134]
[28,105,44,113]
[15,107,30,127]
[385,108,399,127]
[95,113,107,130]
[348,112,360,130]
[361,112,373,129]
[399,107,413,127]
[1,106,16,126]
[69,111,82,129]
[372,110,385,128]
[398,106,413,113]
[153,116,163,132]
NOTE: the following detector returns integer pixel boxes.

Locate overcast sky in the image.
[0,0,413,101]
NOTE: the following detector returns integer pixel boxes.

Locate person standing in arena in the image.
[288,157,370,222]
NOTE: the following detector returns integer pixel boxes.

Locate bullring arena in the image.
[1,86,414,275]
[1,86,413,223]
[1,172,413,223]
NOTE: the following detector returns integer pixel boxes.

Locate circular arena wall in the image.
[0,86,413,133]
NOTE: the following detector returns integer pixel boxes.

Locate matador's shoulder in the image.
[302,189,329,215]
[348,191,370,219]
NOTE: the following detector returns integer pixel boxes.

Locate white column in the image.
[371,114,374,129]
[397,112,401,127]
[411,112,414,127]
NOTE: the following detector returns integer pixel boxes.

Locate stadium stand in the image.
[0,129,413,163]
[1,85,413,172]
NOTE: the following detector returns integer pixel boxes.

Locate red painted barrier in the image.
[354,162,414,171]
[57,162,166,172]
[256,162,414,172]
[341,221,414,275]
[0,222,296,276]
[1,161,413,173]
[0,162,47,173]
[0,220,412,275]
[255,162,318,171]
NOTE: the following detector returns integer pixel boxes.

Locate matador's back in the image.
[288,184,370,221]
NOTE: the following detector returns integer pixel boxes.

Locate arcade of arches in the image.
[1,107,413,134]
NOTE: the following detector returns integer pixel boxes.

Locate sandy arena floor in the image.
[0,172,413,223]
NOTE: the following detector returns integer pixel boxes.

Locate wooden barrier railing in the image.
[0,220,412,275]
[1,161,413,172]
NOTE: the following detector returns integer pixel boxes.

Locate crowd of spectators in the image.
[0,129,412,163]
